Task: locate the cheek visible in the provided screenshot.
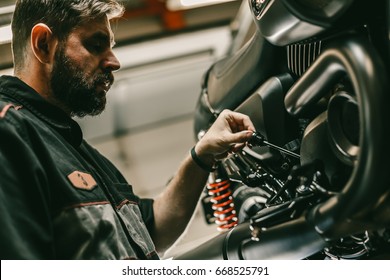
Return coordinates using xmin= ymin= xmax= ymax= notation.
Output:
xmin=65 ymin=42 xmax=99 ymax=75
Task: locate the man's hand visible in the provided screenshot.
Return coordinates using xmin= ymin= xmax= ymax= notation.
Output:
xmin=194 ymin=109 xmax=255 ymax=167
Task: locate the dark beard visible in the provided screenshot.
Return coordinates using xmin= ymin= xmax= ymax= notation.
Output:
xmin=50 ymin=46 xmax=113 ymax=117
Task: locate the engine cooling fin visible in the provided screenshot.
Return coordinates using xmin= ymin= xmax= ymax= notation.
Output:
xmin=287 ymin=40 xmax=322 ymax=77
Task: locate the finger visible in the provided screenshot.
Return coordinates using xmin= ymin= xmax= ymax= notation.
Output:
xmin=224 ymin=130 xmax=253 ymax=144
xmin=231 ymin=142 xmax=246 ymax=153
xmin=224 ymin=111 xmax=256 ymax=132
xmin=236 ymin=113 xmax=256 ymax=132
xmin=224 ymin=111 xmax=239 ymax=133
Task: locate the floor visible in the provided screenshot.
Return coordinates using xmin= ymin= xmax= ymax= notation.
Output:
xmin=89 ymin=115 xmax=220 ymax=259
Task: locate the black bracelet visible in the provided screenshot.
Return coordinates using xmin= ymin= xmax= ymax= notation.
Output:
xmin=190 ymin=146 xmax=216 ymax=172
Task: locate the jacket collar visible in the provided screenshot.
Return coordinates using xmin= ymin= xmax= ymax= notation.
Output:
xmin=0 ymin=75 xmax=83 ymax=147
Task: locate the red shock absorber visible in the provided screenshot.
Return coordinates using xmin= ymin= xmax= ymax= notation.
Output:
xmin=207 ymin=165 xmax=238 ymax=231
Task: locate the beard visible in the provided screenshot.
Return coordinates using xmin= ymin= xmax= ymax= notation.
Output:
xmin=50 ymin=46 xmax=114 ymax=117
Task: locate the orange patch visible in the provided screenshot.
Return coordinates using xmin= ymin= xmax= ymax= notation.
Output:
xmin=67 ymin=171 xmax=97 ymax=190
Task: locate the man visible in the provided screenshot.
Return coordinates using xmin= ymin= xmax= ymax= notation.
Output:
xmin=0 ymin=0 xmax=255 ymax=259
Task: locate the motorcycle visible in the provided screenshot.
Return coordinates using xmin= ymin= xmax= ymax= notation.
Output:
xmin=174 ymin=0 xmax=390 ymax=260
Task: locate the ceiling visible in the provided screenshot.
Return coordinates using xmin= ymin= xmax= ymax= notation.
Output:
xmin=0 ymin=0 xmax=243 ymax=69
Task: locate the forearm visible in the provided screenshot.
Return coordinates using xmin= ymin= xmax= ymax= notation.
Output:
xmin=151 ymin=153 xmax=209 ymax=253
xmin=150 ymin=110 xmax=255 ymax=254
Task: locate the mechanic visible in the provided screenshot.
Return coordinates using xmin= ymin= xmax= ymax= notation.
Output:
xmin=0 ymin=0 xmax=255 ymax=259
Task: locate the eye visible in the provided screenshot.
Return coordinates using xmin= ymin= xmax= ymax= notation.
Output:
xmin=85 ymin=39 xmax=106 ymax=54
xmin=83 ymin=33 xmax=111 ymax=54
xmin=91 ymin=42 xmax=104 ymax=53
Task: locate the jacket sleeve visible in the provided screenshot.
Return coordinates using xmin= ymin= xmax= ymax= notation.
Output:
xmin=0 ymin=115 xmax=53 ymax=259
xmin=138 ymin=198 xmax=155 ymax=233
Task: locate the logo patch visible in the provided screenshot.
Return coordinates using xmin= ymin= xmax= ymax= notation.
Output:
xmin=67 ymin=171 xmax=97 ymax=190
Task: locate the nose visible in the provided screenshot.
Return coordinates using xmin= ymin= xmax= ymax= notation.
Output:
xmin=102 ymin=50 xmax=121 ymax=72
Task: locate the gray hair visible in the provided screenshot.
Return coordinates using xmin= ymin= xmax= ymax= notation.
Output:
xmin=11 ymin=0 xmax=124 ymax=71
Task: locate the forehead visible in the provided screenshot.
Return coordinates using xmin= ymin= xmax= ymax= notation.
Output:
xmin=67 ymin=16 xmax=115 ymax=46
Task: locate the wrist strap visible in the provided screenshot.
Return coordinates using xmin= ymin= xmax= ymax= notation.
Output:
xmin=190 ymin=146 xmax=216 ymax=172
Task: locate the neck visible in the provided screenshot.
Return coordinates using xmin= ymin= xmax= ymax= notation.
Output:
xmin=14 ymin=68 xmax=72 ymax=116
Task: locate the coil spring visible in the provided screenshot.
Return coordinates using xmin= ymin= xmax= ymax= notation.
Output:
xmin=207 ymin=179 xmax=238 ymax=231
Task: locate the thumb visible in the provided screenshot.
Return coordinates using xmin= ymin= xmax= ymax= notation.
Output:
xmin=225 ymin=130 xmax=253 ymax=144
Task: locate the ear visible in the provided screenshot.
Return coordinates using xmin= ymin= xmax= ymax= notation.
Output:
xmin=30 ymin=23 xmax=58 ymax=65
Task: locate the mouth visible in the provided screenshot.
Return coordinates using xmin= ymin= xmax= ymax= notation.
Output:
xmin=96 ymin=79 xmax=112 ymax=93
xmin=99 ymin=81 xmax=111 ymax=92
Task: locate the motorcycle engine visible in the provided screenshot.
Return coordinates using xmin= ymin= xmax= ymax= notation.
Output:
xmin=183 ymin=0 xmax=390 ymax=260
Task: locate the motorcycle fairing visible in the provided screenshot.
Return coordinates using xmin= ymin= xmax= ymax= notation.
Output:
xmin=176 ymin=0 xmax=390 ymax=260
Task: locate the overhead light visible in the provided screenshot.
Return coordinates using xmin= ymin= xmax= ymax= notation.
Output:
xmin=166 ymin=0 xmax=237 ymax=11
xmin=0 ymin=24 xmax=12 ymax=44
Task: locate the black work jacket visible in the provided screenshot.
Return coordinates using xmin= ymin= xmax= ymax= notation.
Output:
xmin=0 ymin=75 xmax=158 ymax=259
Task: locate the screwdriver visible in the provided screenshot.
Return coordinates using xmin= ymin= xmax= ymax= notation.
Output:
xmin=248 ymin=132 xmax=300 ymax=159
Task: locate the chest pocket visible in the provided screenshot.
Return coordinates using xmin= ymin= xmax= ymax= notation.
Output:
xmin=111 ymin=183 xmax=158 ymax=258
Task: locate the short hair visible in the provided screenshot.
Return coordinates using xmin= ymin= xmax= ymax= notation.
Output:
xmin=11 ymin=0 xmax=124 ymax=71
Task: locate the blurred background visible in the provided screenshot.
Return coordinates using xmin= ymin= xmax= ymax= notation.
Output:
xmin=0 ymin=0 xmax=255 ymax=258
